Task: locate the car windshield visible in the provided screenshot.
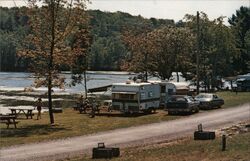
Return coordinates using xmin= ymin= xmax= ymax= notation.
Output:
xmin=169 ymin=97 xmax=186 ymax=102
xmin=195 ymin=94 xmax=212 ymax=99
xmin=186 ymin=96 xmax=194 ymax=102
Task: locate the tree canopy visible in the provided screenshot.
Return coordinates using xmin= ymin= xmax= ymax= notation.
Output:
xmin=229 ymin=6 xmax=250 ymax=74
xmin=1 ymin=6 xmax=249 ymax=93
xmin=17 ymin=0 xmax=90 ymax=124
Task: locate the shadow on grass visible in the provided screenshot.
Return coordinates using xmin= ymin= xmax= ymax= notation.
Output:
xmin=167 ymin=112 xmax=194 ymax=116
xmin=200 ymin=107 xmax=221 ymax=111
xmin=93 ymin=112 xmax=157 ymax=118
xmin=0 ymin=124 xmax=69 ymax=138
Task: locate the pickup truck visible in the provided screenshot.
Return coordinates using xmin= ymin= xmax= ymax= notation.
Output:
xmin=166 ymin=95 xmax=200 ymax=115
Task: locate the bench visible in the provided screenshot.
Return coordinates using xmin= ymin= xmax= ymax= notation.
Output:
xmin=0 ymin=115 xmax=19 ymax=128
xmin=9 ymin=108 xmax=34 ymax=119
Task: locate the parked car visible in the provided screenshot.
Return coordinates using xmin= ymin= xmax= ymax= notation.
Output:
xmin=166 ymin=95 xmax=200 ymax=115
xmin=195 ymin=93 xmax=224 ymax=109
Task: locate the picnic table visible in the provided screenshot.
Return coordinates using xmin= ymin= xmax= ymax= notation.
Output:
xmin=9 ymin=108 xmax=34 ymax=119
xmin=0 ymin=115 xmax=19 ymax=128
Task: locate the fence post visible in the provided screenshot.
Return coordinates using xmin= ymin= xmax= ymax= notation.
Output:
xmin=198 ymin=124 xmax=203 ymax=132
xmin=222 ymin=135 xmax=226 ymax=151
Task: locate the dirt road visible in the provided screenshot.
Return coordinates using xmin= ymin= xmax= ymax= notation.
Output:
xmin=1 ymin=103 xmax=250 ymax=161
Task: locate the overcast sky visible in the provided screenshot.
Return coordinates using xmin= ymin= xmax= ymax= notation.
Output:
xmin=0 ymin=0 xmax=249 ymax=24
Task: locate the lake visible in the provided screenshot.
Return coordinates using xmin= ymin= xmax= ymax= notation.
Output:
xmin=0 ymin=71 xmax=135 ymax=94
xmin=0 ymin=71 xmax=187 ymax=94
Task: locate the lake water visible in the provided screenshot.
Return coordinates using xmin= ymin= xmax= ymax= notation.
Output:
xmin=0 ymin=71 xmax=187 ymax=94
xmin=0 ymin=71 xmax=135 ymax=94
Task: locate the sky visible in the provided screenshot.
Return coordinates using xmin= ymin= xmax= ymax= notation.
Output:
xmin=0 ymin=0 xmax=249 ymax=24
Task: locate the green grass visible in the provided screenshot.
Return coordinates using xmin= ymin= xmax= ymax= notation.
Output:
xmin=0 ymin=109 xmax=179 ymax=147
xmin=0 ymin=91 xmax=249 ymax=148
xmin=72 ymin=132 xmax=250 ymax=161
xmin=216 ymin=91 xmax=250 ymax=108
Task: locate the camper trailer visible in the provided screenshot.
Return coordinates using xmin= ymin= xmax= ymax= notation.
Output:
xmin=157 ymin=82 xmax=177 ymax=107
xmin=111 ymin=82 xmax=161 ymax=113
xmin=236 ymin=73 xmax=250 ymax=91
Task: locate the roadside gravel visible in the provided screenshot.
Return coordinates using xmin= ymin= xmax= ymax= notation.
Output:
xmin=1 ymin=103 xmax=250 ymax=161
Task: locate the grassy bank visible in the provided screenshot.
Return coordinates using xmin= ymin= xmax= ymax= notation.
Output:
xmin=72 ymin=131 xmax=250 ymax=161
xmin=0 ymin=91 xmax=250 ymax=148
xmin=0 ymin=109 xmax=179 ymax=147
xmin=216 ymin=91 xmax=250 ymax=108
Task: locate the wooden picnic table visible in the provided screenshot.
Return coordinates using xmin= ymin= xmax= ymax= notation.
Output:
xmin=0 ymin=115 xmax=19 ymax=128
xmin=9 ymin=108 xmax=34 ymax=119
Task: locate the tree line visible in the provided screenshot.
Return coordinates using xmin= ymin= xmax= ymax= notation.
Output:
xmin=0 ymin=6 xmax=174 ymax=72
xmin=122 ymin=9 xmax=250 ymax=90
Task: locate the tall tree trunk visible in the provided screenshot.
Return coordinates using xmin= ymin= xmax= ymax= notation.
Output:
xmin=176 ymin=72 xmax=179 ymax=82
xmin=196 ymin=11 xmax=200 ymax=94
xmin=48 ymin=0 xmax=55 ymax=124
xmin=84 ymin=71 xmax=88 ymax=99
xmin=48 ymin=74 xmax=54 ymax=124
xmin=145 ymin=52 xmax=148 ymax=82
xmin=0 ymin=52 xmax=2 ymax=72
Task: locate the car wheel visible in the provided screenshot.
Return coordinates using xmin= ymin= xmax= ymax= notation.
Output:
xmin=143 ymin=108 xmax=152 ymax=114
xmin=168 ymin=111 xmax=174 ymax=115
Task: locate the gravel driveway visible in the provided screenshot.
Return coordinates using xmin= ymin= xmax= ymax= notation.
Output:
xmin=1 ymin=103 xmax=250 ymax=161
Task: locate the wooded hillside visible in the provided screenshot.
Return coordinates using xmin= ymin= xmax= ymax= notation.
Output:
xmin=0 ymin=7 xmax=174 ymax=72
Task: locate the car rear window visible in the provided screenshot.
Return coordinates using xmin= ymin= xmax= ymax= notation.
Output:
xmin=169 ymin=97 xmax=186 ymax=102
xmin=196 ymin=94 xmax=212 ymax=99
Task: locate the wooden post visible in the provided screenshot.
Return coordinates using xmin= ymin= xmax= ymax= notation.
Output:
xmin=222 ymin=134 xmax=226 ymax=151
xmin=198 ymin=123 xmax=203 ymax=132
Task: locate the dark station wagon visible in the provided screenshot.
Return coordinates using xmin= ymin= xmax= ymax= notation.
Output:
xmin=166 ymin=95 xmax=200 ymax=115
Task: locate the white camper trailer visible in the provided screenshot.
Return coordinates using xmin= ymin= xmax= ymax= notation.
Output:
xmin=111 ymin=82 xmax=160 ymax=113
xmin=158 ymin=82 xmax=177 ymax=106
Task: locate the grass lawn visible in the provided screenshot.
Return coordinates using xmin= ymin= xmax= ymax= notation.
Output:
xmin=73 ymin=131 xmax=250 ymax=161
xmin=0 ymin=91 xmax=250 ymax=148
xmin=216 ymin=91 xmax=250 ymax=108
xmin=0 ymin=109 xmax=179 ymax=147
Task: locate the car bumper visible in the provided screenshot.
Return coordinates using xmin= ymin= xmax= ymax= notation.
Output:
xmin=168 ymin=108 xmax=192 ymax=112
xmin=198 ymin=102 xmax=212 ymax=109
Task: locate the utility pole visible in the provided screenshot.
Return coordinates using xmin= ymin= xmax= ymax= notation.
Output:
xmin=0 ymin=54 xmax=1 ymax=72
xmin=196 ymin=11 xmax=200 ymax=94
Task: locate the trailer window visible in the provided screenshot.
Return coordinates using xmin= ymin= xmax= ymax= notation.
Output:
xmin=148 ymin=91 xmax=153 ymax=97
xmin=168 ymin=89 xmax=174 ymax=95
xmin=112 ymin=93 xmax=137 ymax=100
xmin=141 ymin=92 xmax=146 ymax=99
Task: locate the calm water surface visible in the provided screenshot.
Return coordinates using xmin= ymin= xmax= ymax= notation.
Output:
xmin=0 ymin=71 xmax=186 ymax=94
xmin=0 ymin=72 xmax=134 ymax=94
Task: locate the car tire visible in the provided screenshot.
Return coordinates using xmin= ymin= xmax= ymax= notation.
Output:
xmin=168 ymin=111 xmax=174 ymax=115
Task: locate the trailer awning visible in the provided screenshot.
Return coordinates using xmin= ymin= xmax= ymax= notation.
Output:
xmin=237 ymin=78 xmax=246 ymax=81
xmin=88 ymin=85 xmax=112 ymax=93
xmin=112 ymin=92 xmax=137 ymax=94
